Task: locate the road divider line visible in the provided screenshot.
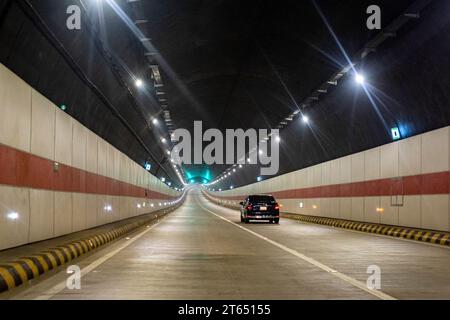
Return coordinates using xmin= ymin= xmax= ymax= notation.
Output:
xmin=33 ymin=220 xmax=164 ymax=300
xmin=196 ymin=198 xmax=396 ymax=301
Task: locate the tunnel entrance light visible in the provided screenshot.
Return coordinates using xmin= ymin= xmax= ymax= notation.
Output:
xmin=355 ymin=74 xmax=365 ymax=85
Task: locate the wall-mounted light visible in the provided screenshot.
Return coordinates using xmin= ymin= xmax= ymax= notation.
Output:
xmin=145 ymin=163 xmax=151 ymax=171
xmin=7 ymin=212 xmax=19 ymax=220
xmin=104 ymin=205 xmax=112 ymax=212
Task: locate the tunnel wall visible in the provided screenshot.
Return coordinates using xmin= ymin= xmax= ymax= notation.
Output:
xmin=208 ymin=126 xmax=450 ymax=232
xmin=0 ymin=63 xmax=182 ymax=250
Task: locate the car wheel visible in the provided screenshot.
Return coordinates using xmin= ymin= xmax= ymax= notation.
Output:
xmin=274 ymin=218 xmax=280 ymax=224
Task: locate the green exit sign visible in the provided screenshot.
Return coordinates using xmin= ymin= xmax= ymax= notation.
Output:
xmin=391 ymin=127 xmax=400 ymax=140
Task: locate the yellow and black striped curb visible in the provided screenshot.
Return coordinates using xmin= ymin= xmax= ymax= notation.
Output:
xmin=281 ymin=212 xmax=450 ymax=247
xmin=204 ymin=192 xmax=450 ymax=248
xmin=0 ymin=201 xmax=184 ymax=294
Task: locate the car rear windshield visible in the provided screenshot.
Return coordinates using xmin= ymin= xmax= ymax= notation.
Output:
xmin=249 ymin=196 xmax=276 ymax=203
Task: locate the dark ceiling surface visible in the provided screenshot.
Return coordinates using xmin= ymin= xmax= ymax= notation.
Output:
xmin=1 ymin=0 xmax=449 ymax=189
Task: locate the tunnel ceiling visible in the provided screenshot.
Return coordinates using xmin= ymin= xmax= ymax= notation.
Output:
xmin=1 ymin=0 xmax=450 ymax=189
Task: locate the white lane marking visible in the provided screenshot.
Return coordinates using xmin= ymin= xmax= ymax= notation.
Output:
xmin=196 ymin=198 xmax=396 ymax=300
xmin=33 ymin=220 xmax=163 ymax=300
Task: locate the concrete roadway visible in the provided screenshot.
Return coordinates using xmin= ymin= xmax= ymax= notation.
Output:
xmin=9 ymin=188 xmax=450 ymax=300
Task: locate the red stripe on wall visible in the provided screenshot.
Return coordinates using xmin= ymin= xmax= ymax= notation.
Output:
xmin=0 ymin=144 xmax=175 ymax=200
xmin=214 ymin=171 xmax=450 ymax=200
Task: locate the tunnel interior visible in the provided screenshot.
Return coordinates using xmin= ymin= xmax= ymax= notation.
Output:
xmin=0 ymin=0 xmax=450 ymax=302
xmin=1 ymin=0 xmax=449 ymax=190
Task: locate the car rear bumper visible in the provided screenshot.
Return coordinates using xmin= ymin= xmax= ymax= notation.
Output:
xmin=246 ymin=215 xmax=279 ymax=220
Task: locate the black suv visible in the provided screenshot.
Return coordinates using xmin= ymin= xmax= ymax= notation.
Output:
xmin=240 ymin=195 xmax=280 ymax=224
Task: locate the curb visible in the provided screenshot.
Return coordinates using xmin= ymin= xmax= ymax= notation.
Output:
xmin=281 ymin=212 xmax=450 ymax=247
xmin=203 ymin=192 xmax=450 ymax=248
xmin=0 ymin=200 xmax=184 ymax=294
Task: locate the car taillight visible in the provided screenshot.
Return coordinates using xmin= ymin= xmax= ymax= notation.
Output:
xmin=246 ymin=205 xmax=253 ymax=211
xmin=274 ymin=204 xmax=280 ymax=210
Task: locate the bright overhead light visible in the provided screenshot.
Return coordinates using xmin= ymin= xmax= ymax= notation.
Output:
xmin=135 ymin=79 xmax=143 ymax=87
xmin=355 ymin=74 xmax=365 ymax=84
xmin=275 ymin=136 xmax=281 ymax=143
xmin=161 ymin=137 xmax=167 ymax=143
xmin=152 ymin=118 xmax=158 ymax=125
xmin=258 ymin=150 xmax=263 ymax=155
xmin=166 ymin=150 xmax=171 ymax=155
xmin=302 ymin=115 xmax=309 ymax=123
xmin=239 ymin=164 xmax=243 ymax=168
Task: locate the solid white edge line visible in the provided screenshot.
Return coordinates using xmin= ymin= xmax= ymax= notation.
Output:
xmin=196 ymin=197 xmax=397 ymax=301
xmin=33 ymin=220 xmax=164 ymax=300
